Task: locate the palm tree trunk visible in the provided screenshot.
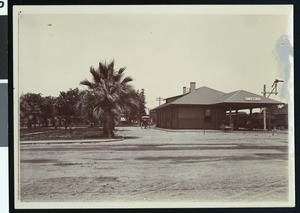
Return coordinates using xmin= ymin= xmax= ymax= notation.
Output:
xmin=104 ymin=113 xmax=114 ymax=138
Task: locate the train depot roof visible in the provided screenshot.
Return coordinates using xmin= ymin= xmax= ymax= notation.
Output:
xmin=152 ymin=86 xmax=283 ymax=111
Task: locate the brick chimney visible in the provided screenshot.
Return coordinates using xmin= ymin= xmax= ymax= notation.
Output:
xmin=190 ymin=82 xmax=196 ymax=92
xmin=183 ymin=87 xmax=187 ymax=94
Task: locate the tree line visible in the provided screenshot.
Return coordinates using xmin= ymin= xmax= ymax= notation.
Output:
xmin=20 ymin=60 xmax=147 ymax=138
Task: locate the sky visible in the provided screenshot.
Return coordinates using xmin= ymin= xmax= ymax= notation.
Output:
xmin=17 ymin=6 xmax=293 ymax=110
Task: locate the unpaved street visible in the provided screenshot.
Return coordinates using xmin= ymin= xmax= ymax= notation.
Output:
xmin=20 ymin=127 xmax=289 ymax=203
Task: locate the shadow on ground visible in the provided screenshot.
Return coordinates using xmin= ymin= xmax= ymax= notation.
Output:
xmin=123 ymin=136 xmax=141 ymax=140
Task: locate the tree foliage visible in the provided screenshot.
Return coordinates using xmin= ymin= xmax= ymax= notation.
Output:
xmin=80 ymin=60 xmax=140 ymax=138
xmin=19 ymin=60 xmax=145 ymax=138
xmin=139 ymin=89 xmax=147 ymax=116
xmin=56 ymin=88 xmax=80 ymax=129
xmin=20 ymin=93 xmax=43 ymax=128
xmin=40 ymin=96 xmax=56 ymax=127
xmin=77 ymin=90 xmax=99 ymax=127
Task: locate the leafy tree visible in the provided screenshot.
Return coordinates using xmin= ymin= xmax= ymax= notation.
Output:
xmin=139 ymin=89 xmax=147 ymax=116
xmin=123 ymin=89 xmax=146 ymax=124
xmin=40 ymin=96 xmax=56 ymax=127
xmin=20 ymin=93 xmax=43 ymax=129
xmin=56 ymin=88 xmax=80 ymax=130
xmin=77 ymin=90 xmax=99 ymax=127
xmin=80 ymin=60 xmax=139 ymax=138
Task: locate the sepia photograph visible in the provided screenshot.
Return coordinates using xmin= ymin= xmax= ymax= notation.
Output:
xmin=13 ymin=5 xmax=294 ymax=208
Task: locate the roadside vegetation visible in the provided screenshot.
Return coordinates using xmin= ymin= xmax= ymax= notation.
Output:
xmin=20 ymin=127 xmax=113 ymax=141
xmin=20 ymin=60 xmax=147 ymax=140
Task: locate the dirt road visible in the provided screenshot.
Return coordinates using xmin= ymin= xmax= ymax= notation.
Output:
xmin=20 ymin=127 xmax=290 ymax=203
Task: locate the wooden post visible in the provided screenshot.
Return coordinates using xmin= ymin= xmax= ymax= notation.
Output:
xmin=268 ymin=107 xmax=272 ymax=131
xmin=229 ymin=107 xmax=232 ymax=125
xmin=249 ymin=108 xmax=253 ymax=131
xmin=235 ymin=109 xmax=238 ymax=130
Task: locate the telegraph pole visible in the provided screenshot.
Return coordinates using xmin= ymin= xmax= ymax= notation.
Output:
xmin=263 ymin=85 xmax=267 ymax=130
xmin=156 ymin=97 xmax=164 ymax=106
xmin=262 ymin=79 xmax=283 ymax=131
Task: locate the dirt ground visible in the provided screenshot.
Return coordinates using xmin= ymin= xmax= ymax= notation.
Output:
xmin=19 ymin=127 xmax=290 ymax=203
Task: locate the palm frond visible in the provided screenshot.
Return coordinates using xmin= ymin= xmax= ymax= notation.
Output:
xmin=108 ymin=60 xmax=115 ymax=71
xmin=121 ymin=76 xmax=133 ymax=85
xmin=113 ymin=73 xmax=124 ymax=83
xmin=99 ymin=62 xmax=108 ymax=79
xmin=107 ymin=93 xmax=119 ymax=104
xmin=107 ymin=60 xmax=115 ymax=79
xmin=118 ymin=67 xmax=126 ymax=74
xmin=80 ymin=79 xmax=94 ymax=89
xmin=90 ymin=67 xmax=101 ymax=83
xmin=93 ymin=106 xmax=105 ymax=119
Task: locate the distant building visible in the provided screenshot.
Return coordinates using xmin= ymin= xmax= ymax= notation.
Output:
xmin=150 ymin=82 xmax=283 ymax=130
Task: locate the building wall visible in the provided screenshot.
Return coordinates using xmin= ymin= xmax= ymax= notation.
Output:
xmin=157 ymin=105 xmax=226 ymax=129
xmin=177 ymin=107 xmax=203 ymax=129
xmin=150 ymin=111 xmax=157 ymax=124
xmin=171 ymin=108 xmax=178 ymax=129
xmin=157 ymin=108 xmax=172 ymax=128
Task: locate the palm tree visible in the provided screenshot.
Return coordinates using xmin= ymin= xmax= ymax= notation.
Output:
xmin=80 ymin=60 xmax=140 ymax=138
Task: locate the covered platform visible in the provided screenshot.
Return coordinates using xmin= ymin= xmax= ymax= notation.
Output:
xmin=212 ymin=90 xmax=283 ymax=130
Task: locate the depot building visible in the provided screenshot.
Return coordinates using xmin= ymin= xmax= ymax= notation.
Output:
xmin=150 ymin=82 xmax=282 ymax=130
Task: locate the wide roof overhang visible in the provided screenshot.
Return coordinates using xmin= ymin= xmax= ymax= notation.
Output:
xmin=213 ymin=102 xmax=283 ymax=110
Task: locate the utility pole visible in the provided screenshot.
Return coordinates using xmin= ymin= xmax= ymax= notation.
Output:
xmin=263 ymin=85 xmax=267 ymax=130
xmin=156 ymin=97 xmax=164 ymax=106
xmin=262 ymin=79 xmax=283 ymax=131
